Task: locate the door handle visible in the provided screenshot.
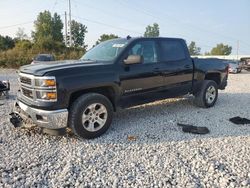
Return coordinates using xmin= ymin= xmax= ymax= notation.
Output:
xmin=184 ymin=65 xmax=191 ymax=69
xmin=154 ymin=70 xmax=161 ymax=73
xmin=153 ymin=68 xmax=162 ymax=74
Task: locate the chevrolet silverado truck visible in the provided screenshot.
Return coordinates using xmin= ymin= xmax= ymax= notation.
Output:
xmin=10 ymin=37 xmax=228 ymax=139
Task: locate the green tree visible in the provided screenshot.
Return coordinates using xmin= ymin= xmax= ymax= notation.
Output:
xmin=210 ymin=43 xmax=232 ymax=55
xmin=52 ymin=13 xmax=64 ymax=42
xmin=144 ymin=23 xmax=160 ymax=37
xmin=95 ymin=34 xmax=119 ymax=45
xmin=32 ymin=11 xmax=53 ymax=41
xmin=15 ymin=40 xmax=32 ymax=51
xmin=188 ymin=41 xmax=201 ymax=55
xmin=32 ymin=10 xmax=63 ymax=50
xmin=0 ymin=35 xmax=15 ymax=51
xmin=71 ymin=20 xmax=88 ymax=48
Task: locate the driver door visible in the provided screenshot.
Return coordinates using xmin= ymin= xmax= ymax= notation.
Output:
xmin=119 ymin=40 xmax=165 ymax=106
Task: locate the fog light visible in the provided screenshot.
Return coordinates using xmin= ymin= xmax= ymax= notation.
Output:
xmin=36 ymin=115 xmax=48 ymax=121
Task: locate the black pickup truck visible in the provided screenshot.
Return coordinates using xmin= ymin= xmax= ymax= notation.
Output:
xmin=10 ymin=37 xmax=228 ymax=139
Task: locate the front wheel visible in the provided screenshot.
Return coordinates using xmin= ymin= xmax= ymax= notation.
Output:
xmin=194 ymin=80 xmax=218 ymax=108
xmin=68 ymin=93 xmax=113 ymax=139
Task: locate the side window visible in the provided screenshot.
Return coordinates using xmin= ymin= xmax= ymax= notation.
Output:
xmin=128 ymin=41 xmax=158 ymax=64
xmin=160 ymin=40 xmax=186 ymax=62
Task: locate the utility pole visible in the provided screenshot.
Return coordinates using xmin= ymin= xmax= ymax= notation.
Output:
xmin=68 ymin=0 xmax=72 ymax=47
xmin=237 ymin=40 xmax=239 ymax=60
xmin=64 ymin=11 xmax=68 ymax=46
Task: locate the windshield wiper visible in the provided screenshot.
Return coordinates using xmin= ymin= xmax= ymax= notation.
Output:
xmin=81 ymin=58 xmax=93 ymax=61
xmin=81 ymin=59 xmax=98 ymax=63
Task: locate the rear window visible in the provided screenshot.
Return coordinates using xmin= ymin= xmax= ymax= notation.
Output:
xmin=160 ymin=40 xmax=186 ymax=62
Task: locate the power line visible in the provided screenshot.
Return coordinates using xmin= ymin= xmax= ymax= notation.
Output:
xmin=67 ymin=0 xmax=246 ymax=51
xmin=71 ymin=15 xmax=143 ymax=35
xmin=239 ymin=40 xmax=250 ymax=49
xmin=74 ymin=3 xmax=201 ymax=48
xmin=117 ymin=0 xmax=250 ymax=47
xmin=69 ymin=1 xmax=213 ymax=50
xmin=115 ymin=0 xmax=219 ymax=46
xmin=0 ymin=21 xmax=33 ymax=30
xmin=70 ymin=0 xmax=144 ymax=38
xmin=72 ymin=0 xmax=147 ymax=29
xmin=118 ymin=0 xmax=250 ymax=54
xmin=64 ymin=1 xmax=241 ymax=51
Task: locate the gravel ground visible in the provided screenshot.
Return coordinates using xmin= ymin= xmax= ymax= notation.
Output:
xmin=0 ymin=69 xmax=250 ymax=188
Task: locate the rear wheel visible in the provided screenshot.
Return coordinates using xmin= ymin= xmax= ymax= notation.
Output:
xmin=68 ymin=93 xmax=113 ymax=139
xmin=194 ymin=80 xmax=218 ymax=108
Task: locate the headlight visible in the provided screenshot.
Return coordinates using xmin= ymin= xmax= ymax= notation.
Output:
xmin=35 ymin=77 xmax=56 ymax=87
xmin=36 ymin=90 xmax=57 ymax=101
xmin=34 ymin=76 xmax=57 ymax=101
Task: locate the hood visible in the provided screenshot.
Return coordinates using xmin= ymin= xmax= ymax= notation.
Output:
xmin=20 ymin=60 xmax=106 ymax=76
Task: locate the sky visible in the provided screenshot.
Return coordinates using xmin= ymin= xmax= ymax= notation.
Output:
xmin=0 ymin=0 xmax=250 ymax=54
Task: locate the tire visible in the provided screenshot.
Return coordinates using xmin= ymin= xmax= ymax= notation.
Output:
xmin=68 ymin=93 xmax=113 ymax=139
xmin=194 ymin=80 xmax=218 ymax=108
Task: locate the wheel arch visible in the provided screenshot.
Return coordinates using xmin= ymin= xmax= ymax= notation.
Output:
xmin=204 ymin=72 xmax=221 ymax=85
xmin=68 ymin=85 xmax=119 ymax=111
xmin=192 ymin=71 xmax=221 ymax=95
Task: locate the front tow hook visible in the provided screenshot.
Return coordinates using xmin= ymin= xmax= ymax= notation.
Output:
xmin=9 ymin=112 xmax=23 ymax=128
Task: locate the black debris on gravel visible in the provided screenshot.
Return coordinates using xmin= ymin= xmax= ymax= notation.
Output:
xmin=229 ymin=116 xmax=250 ymax=125
xmin=177 ymin=123 xmax=210 ymax=134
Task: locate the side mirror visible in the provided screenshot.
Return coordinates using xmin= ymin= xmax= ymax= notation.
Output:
xmin=124 ymin=55 xmax=143 ymax=65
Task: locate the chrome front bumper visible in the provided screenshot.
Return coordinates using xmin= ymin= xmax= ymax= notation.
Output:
xmin=11 ymin=100 xmax=68 ymax=129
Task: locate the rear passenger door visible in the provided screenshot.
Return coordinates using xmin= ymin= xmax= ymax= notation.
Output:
xmin=158 ymin=39 xmax=193 ymax=94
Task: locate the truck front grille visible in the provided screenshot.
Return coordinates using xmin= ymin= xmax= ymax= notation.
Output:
xmin=21 ymin=88 xmax=33 ymax=99
xmin=20 ymin=76 xmax=32 ymax=85
xmin=18 ymin=73 xmax=57 ymax=102
xmin=18 ymin=73 xmax=34 ymax=100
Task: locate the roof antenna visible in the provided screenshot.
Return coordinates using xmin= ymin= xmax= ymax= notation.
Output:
xmin=126 ymin=35 xmax=131 ymax=40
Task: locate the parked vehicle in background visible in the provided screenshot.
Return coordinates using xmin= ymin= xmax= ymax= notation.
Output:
xmin=0 ymin=80 xmax=10 ymax=97
xmin=31 ymin=54 xmax=55 ymax=64
xmin=243 ymin=60 xmax=250 ymax=71
xmin=238 ymin=61 xmax=244 ymax=70
xmin=227 ymin=60 xmax=242 ymax=73
xmin=10 ymin=37 xmax=229 ymax=139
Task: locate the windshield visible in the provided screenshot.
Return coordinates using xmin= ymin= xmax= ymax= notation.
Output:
xmin=34 ymin=55 xmax=54 ymax=61
xmin=81 ymin=39 xmax=128 ymax=61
